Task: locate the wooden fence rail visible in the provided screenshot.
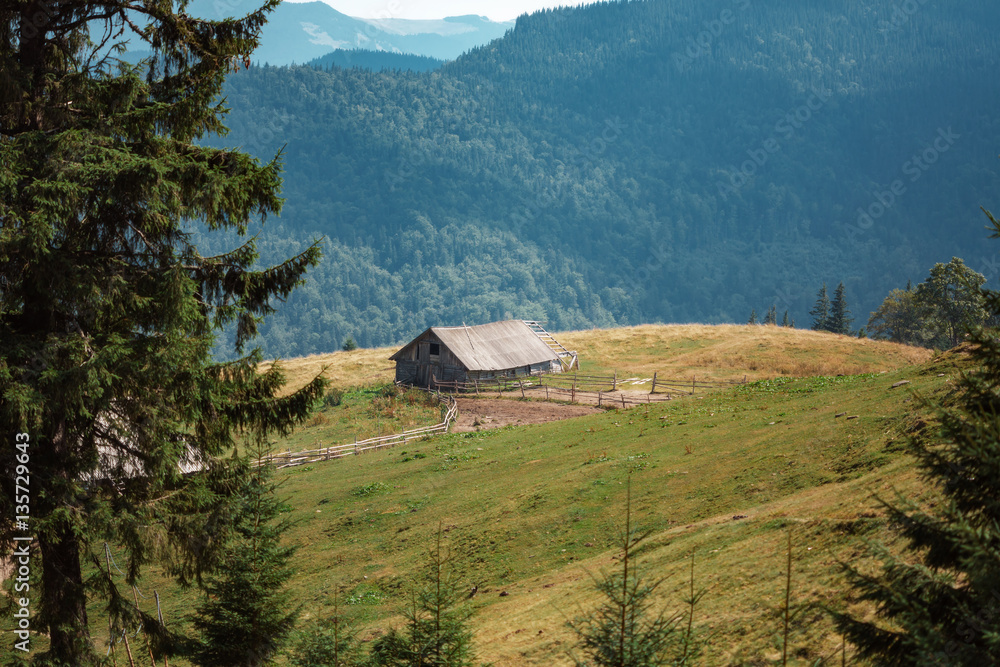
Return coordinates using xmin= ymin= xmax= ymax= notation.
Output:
xmin=430 ymin=370 xmax=744 ymax=398
xmin=262 ymin=369 xmax=746 ymax=470
xmin=261 ymin=391 xmax=458 ymax=469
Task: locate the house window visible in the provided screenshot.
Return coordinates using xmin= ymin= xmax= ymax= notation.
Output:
xmin=429 ymin=343 xmax=440 ymax=356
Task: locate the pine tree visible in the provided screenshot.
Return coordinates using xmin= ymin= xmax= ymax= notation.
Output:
xmin=827 ymin=282 xmax=854 ymax=335
xmin=764 ymin=304 xmax=778 ymax=325
xmin=193 ymin=442 xmax=298 ymax=666
xmin=0 ymin=1 xmax=325 ymax=662
xmin=747 ymin=308 xmax=758 ymax=325
xmin=568 ymin=480 xmax=681 ymax=666
xmin=833 ymin=212 xmax=1000 ymax=664
xmin=291 ymin=592 xmax=360 ymax=667
xmin=810 ymin=283 xmax=831 ymax=331
xmin=368 ymin=526 xmax=480 ymax=666
xmin=781 ymin=310 xmax=791 ymax=328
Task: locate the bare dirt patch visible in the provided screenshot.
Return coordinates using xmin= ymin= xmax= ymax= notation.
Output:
xmin=452 ymin=397 xmax=603 ymax=432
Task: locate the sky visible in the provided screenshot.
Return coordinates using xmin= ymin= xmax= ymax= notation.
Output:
xmin=286 ymin=0 xmax=591 ymax=22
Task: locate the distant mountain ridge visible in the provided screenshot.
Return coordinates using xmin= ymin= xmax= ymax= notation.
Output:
xmin=184 ymin=0 xmax=512 ymax=65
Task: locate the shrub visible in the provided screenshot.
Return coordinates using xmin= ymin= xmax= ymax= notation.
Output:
xmin=324 ymin=388 xmax=345 ymax=408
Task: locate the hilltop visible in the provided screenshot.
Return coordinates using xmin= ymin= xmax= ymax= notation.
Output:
xmin=271 ymin=324 xmax=934 ymax=394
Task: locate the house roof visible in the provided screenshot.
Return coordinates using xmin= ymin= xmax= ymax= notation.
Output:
xmin=391 ymin=320 xmax=560 ymax=371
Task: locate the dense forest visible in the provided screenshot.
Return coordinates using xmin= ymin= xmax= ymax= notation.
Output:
xmin=198 ymin=0 xmax=1000 ymax=358
xmin=306 ymin=49 xmax=444 ymax=73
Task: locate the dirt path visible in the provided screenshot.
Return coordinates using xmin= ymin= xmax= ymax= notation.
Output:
xmin=452 ymin=397 xmax=603 ymax=432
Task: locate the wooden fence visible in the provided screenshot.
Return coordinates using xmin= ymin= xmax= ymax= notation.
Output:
xmin=262 ymin=370 xmax=745 ymax=469
xmin=430 ymin=370 xmax=744 ymax=405
xmin=262 ymin=392 xmax=458 ymax=469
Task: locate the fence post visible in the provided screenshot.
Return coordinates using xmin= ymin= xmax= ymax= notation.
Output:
xmin=621 ymin=393 xmax=626 ymax=409
xmin=545 ymin=385 xmax=549 ymax=400
xmin=651 ymin=371 xmax=657 ymax=394
xmin=691 ymin=375 xmax=696 ymax=395
xmin=598 ymin=391 xmax=602 ymax=407
xmin=519 ymin=380 xmax=525 ymax=398
xmin=613 ymin=370 xmax=617 ymax=391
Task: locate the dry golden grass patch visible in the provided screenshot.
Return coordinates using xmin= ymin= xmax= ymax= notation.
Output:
xmin=262 ymin=346 xmax=398 ymax=396
xmin=268 ymin=324 xmax=932 ymax=395
xmin=557 ymin=324 xmax=933 ymax=381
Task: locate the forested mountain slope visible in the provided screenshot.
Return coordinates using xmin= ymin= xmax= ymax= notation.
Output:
xmin=306 ymin=49 xmax=444 ymax=72
xmin=201 ymin=0 xmax=1000 ymax=358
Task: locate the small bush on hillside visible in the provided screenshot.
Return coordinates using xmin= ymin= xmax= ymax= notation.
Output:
xmin=351 ymin=481 xmax=390 ymax=498
xmin=324 ymin=388 xmax=345 ymax=407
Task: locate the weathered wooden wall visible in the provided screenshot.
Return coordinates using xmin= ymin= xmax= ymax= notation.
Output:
xmin=393 ymin=333 xmax=563 ymax=387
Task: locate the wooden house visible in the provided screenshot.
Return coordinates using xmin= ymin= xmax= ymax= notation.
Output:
xmin=390 ymin=320 xmax=578 ymax=388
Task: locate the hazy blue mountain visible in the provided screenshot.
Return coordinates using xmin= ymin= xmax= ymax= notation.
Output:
xmin=200 ymin=0 xmax=1000 ymax=358
xmin=184 ymin=0 xmax=512 ymax=64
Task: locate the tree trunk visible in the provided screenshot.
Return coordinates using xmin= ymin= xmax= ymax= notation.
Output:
xmin=37 ymin=419 xmax=94 ymax=665
xmin=39 ymin=518 xmax=91 ymax=664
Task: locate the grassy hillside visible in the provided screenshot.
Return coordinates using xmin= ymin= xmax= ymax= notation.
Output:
xmin=71 ymin=326 xmax=955 ymax=665
xmin=269 ymin=371 xmax=954 ymax=665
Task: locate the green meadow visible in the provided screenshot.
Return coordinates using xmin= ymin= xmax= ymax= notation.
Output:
xmin=68 ymin=327 xmax=964 ymax=665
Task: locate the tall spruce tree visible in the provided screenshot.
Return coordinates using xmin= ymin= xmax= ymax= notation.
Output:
xmin=833 ymin=212 xmax=1000 ymax=664
xmin=764 ymin=304 xmax=778 ymax=325
xmin=827 ymin=282 xmax=854 ymax=335
xmin=0 ymin=1 xmax=325 ymax=663
xmin=810 ymin=283 xmax=831 ymax=331
xmin=192 ymin=441 xmax=298 ymax=667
